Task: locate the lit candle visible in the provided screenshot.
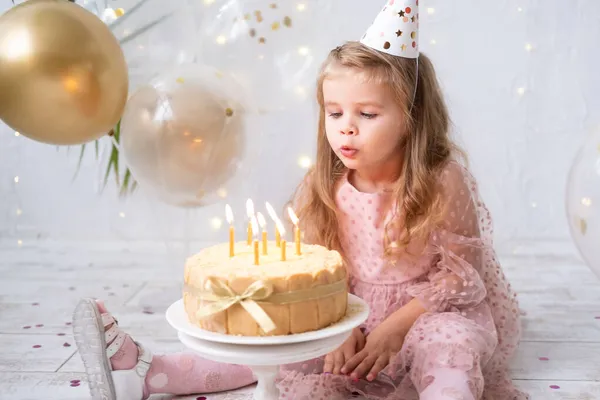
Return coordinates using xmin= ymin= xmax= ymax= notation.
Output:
xmin=257 ymin=212 xmax=268 ymax=255
xmin=265 ymin=202 xmax=281 ymax=247
xmin=251 ymin=215 xmax=260 ymax=265
xmin=225 ymin=204 xmax=234 ymax=257
xmin=275 ymin=218 xmax=287 ymax=261
xmin=287 ymin=207 xmax=301 ymax=255
xmin=246 ymin=199 xmax=255 ymax=245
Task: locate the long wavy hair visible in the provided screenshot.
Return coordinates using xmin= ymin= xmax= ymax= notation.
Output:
xmin=290 ymin=41 xmax=465 ymax=258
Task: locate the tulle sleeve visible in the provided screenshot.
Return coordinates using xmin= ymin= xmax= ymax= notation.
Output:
xmin=407 ymin=162 xmax=489 ymax=313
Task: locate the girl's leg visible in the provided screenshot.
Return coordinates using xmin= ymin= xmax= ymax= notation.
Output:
xmin=73 ymin=298 xmax=255 ymax=400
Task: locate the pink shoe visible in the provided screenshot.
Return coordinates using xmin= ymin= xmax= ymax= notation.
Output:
xmin=72 ymin=298 xmax=152 ymax=400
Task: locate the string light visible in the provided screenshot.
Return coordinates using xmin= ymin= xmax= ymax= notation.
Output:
xmin=119 ymin=212 xmax=126 ymax=218
xmin=13 ymin=176 xmax=19 ymax=183
xmin=204 ymin=0 xmax=215 ymax=5
xmin=582 ymin=197 xmax=592 ymax=207
xmin=531 ymin=202 xmax=538 ymax=208
xmin=517 ymin=7 xmax=523 ymax=12
xmin=297 ymin=3 xmax=306 ymax=11
xmin=14 ymin=131 xmax=19 ymax=137
xmin=16 ymin=208 xmax=22 ymax=216
xmin=298 ymin=46 xmax=310 ymax=56
xmin=210 ymin=217 xmax=223 ymax=230
xmin=17 ymin=239 xmax=22 ymax=246
xmin=217 ymin=188 xmax=228 ymax=198
xmin=294 ymin=86 xmax=307 ymax=96
xmin=297 ymin=155 xmax=312 ymax=169
xmin=524 ymin=43 xmax=533 ymax=52
xmin=427 ymin=7 xmax=435 ymax=14
xmin=430 ymin=39 xmax=437 ymax=45
xmin=517 ymin=87 xmax=526 ymax=96
xmin=216 ymin=35 xmax=227 ymax=45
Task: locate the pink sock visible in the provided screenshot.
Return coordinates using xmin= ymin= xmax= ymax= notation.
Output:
xmin=95 ymin=302 xmax=255 ymax=398
xmin=419 ymin=368 xmax=476 ymax=400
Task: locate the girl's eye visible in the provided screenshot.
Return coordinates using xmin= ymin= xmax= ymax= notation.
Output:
xmin=361 ymin=112 xmax=377 ymax=119
xmin=328 ymin=112 xmax=342 ymax=118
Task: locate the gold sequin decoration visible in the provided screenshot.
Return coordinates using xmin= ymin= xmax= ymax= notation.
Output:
xmin=411 ymin=31 xmax=416 ymax=39
xmin=383 ymin=41 xmax=391 ymax=50
xmin=259 ymin=37 xmax=266 ymax=44
xmin=115 ymin=8 xmax=125 ymax=17
xmin=254 ymin=10 xmax=263 ymax=23
xmin=283 ymin=16 xmax=292 ymax=27
xmin=249 ymin=28 xmax=257 ymax=37
xmin=271 ymin=21 xmax=280 ymax=31
xmin=225 ymin=108 xmax=234 ymax=117
xmin=176 ymin=77 xmax=185 ymax=83
xmin=269 ymin=3 xmax=277 ymax=8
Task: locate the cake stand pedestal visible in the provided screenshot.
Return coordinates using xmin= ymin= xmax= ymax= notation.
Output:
xmin=166 ymin=294 xmax=370 ymax=400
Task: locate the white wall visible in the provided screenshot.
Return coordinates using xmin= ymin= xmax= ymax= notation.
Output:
xmin=1 ymin=0 xmax=599 ymax=250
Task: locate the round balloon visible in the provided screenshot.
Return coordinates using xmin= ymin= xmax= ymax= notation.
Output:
xmin=120 ymin=64 xmax=247 ymax=207
xmin=0 ymin=0 xmax=128 ymax=145
xmin=566 ymin=129 xmax=600 ymax=278
xmin=195 ymin=0 xmax=332 ymax=112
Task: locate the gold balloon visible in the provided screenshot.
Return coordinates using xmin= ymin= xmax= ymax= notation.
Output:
xmin=120 ymin=64 xmax=248 ymax=207
xmin=0 ymin=0 xmax=128 ymax=145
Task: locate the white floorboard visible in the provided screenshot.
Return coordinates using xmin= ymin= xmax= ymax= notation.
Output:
xmin=1 ymin=238 xmax=599 ymax=399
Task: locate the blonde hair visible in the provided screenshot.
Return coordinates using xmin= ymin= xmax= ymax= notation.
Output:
xmin=290 ymin=41 xmax=465 ymax=257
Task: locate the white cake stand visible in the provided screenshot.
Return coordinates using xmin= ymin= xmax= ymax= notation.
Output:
xmin=166 ymin=294 xmax=369 ymax=400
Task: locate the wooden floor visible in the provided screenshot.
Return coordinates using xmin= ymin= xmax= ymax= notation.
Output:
xmin=0 ymin=238 xmax=599 ymax=400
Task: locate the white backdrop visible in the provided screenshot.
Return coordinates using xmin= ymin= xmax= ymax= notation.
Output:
xmin=1 ymin=0 xmax=599 ymax=251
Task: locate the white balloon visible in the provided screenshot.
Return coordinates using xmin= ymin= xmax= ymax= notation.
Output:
xmin=566 ymin=129 xmax=600 ymax=278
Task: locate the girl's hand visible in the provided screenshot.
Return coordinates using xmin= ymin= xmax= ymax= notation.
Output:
xmin=323 ymin=327 xmax=366 ymax=375
xmin=341 ymin=319 xmax=406 ymax=381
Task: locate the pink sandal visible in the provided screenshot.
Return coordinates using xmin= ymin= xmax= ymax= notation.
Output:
xmin=72 ymin=298 xmax=153 ymax=400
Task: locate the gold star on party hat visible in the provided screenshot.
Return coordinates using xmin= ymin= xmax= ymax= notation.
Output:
xmin=360 ymin=0 xmax=419 ymax=58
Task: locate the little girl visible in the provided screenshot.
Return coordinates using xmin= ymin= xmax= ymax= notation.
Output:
xmin=73 ymin=1 xmax=528 ymax=399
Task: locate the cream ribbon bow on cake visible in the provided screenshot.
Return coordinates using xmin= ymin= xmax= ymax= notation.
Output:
xmin=195 ymin=277 xmax=277 ymax=333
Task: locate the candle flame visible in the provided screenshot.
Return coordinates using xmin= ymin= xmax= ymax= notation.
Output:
xmin=275 ymin=217 xmax=286 ymax=236
xmin=246 ymin=198 xmax=255 ymax=219
xmin=250 ymin=215 xmax=259 ymax=238
xmin=256 ymin=212 xmax=267 ymax=229
xmin=287 ymin=206 xmax=299 ymax=225
xmin=265 ymin=202 xmax=278 ymax=221
xmin=225 ymin=204 xmax=234 ymax=224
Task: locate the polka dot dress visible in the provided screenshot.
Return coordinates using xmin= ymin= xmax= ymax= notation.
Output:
xmin=278 ymin=161 xmax=529 ymax=400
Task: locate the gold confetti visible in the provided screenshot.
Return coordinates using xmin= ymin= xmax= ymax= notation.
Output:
xmin=283 ymin=16 xmax=292 ymax=27
xmin=579 ymin=218 xmax=588 ymax=235
xmin=411 ymin=31 xmax=416 ymax=39
xmin=249 ymin=28 xmax=257 ymax=37
xmin=254 ymin=10 xmax=263 ymax=22
xmin=244 ymin=13 xmax=251 ymax=20
xmin=400 ymin=44 xmax=407 ymax=51
xmin=383 ymin=41 xmax=391 ymax=49
xmin=115 ymin=8 xmax=125 ymax=17
xmin=259 ymin=37 xmax=266 ymax=44
xmin=176 ymin=77 xmax=185 ymax=83
xmin=269 ymin=3 xmax=277 ymax=8
xmin=271 ymin=21 xmax=280 ymax=31
xmin=225 ymin=108 xmax=234 ymax=117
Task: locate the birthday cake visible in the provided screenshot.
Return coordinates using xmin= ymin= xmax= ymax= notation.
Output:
xmin=183 ymin=240 xmax=348 ymax=336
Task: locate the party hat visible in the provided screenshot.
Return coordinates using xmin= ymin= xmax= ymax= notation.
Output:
xmin=360 ymin=0 xmax=419 ymax=59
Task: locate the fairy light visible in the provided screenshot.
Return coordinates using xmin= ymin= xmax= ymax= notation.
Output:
xmin=14 ymin=131 xmax=19 ymax=137
xmin=430 ymin=39 xmax=437 ymax=45
xmin=517 ymin=87 xmax=526 ymax=96
xmin=582 ymin=197 xmax=592 ymax=207
xmin=525 ymin=43 xmax=533 ymax=52
xmin=297 ymin=3 xmax=306 ymax=11
xmin=297 ymin=156 xmax=312 ymax=169
xmin=210 ymin=217 xmax=223 ymax=230
xmin=427 ymin=7 xmax=435 ymax=14
xmin=119 ymin=212 xmax=125 ymax=218
xmin=204 ymin=0 xmax=215 ymax=5
xmin=298 ymin=46 xmax=310 ymax=56
xmin=115 ymin=8 xmax=125 ymax=17
xmin=517 ymin=7 xmax=523 ymax=12
xmin=217 ymin=188 xmax=228 ymax=198
xmin=531 ymin=202 xmax=538 ymax=208
xmin=295 ymin=86 xmax=307 ymax=96
xmin=216 ymin=35 xmax=227 ymax=45
xmin=17 ymin=239 xmax=22 ymax=246
xmin=16 ymin=209 xmax=22 ymax=216
xmin=13 ymin=176 xmax=19 ymax=183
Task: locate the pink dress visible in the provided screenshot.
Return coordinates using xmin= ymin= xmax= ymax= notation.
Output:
xmin=277 ymin=161 xmax=528 ymax=400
